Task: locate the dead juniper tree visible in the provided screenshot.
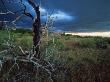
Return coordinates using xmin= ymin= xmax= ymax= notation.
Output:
xmin=0 ymin=0 xmax=55 ymax=82
xmin=20 ymin=0 xmax=41 ymax=59
xmin=0 ymin=0 xmax=41 ymax=58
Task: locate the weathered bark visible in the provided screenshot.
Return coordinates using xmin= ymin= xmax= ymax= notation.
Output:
xmin=27 ymin=0 xmax=41 ymax=58
xmin=32 ymin=6 xmax=41 ymax=59
xmin=0 ymin=21 xmax=4 ymax=30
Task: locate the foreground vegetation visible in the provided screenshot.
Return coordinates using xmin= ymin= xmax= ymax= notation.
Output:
xmin=0 ymin=29 xmax=110 ymax=82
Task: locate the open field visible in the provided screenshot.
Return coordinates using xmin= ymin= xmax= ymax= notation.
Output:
xmin=0 ymin=29 xmax=110 ymax=82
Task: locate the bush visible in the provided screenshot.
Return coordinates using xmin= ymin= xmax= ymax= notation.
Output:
xmin=77 ymin=38 xmax=96 ymax=48
xmin=48 ymin=37 xmax=65 ymax=50
xmin=94 ymin=37 xmax=109 ymax=49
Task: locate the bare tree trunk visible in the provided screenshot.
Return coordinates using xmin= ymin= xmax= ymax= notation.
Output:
xmin=32 ymin=6 xmax=41 ymax=59
xmin=0 ymin=21 xmax=4 ymax=30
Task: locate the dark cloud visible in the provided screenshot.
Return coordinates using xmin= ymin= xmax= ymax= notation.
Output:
xmin=0 ymin=0 xmax=110 ymax=31
xmin=49 ymin=0 xmax=110 ymax=31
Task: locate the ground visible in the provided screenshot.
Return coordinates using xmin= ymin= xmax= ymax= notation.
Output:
xmin=0 ymin=29 xmax=110 ymax=82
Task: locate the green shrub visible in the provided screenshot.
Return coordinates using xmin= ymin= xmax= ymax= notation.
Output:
xmin=76 ymin=38 xmax=96 ymax=48
xmin=94 ymin=37 xmax=109 ymax=49
xmin=47 ymin=37 xmax=65 ymax=50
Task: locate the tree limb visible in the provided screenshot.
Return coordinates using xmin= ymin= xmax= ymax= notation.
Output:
xmin=27 ymin=0 xmax=39 ymax=15
xmin=27 ymin=0 xmax=38 ymax=10
xmin=19 ymin=0 xmax=34 ymax=19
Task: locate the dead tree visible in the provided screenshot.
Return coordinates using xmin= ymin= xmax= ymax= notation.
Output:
xmin=0 ymin=0 xmax=55 ymax=82
xmin=23 ymin=0 xmax=41 ymax=59
xmin=0 ymin=0 xmax=41 ymax=58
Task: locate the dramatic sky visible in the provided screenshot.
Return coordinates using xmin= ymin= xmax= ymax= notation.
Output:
xmin=0 ymin=0 xmax=110 ymax=32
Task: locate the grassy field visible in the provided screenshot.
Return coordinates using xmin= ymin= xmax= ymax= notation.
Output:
xmin=0 ymin=29 xmax=110 ymax=82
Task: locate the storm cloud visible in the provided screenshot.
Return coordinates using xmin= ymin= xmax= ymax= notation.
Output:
xmin=0 ymin=0 xmax=110 ymax=31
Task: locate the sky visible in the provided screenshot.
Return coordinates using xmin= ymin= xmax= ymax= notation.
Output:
xmin=0 ymin=0 xmax=110 ymax=32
